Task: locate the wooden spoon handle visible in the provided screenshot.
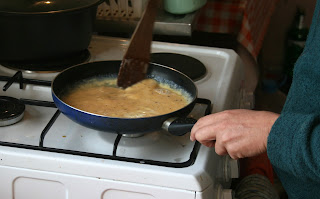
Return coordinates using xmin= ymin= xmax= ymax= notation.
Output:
xmin=117 ymin=0 xmax=160 ymax=88
xmin=125 ymin=0 xmax=160 ymax=59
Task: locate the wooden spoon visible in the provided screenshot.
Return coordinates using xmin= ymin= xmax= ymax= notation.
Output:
xmin=117 ymin=0 xmax=160 ymax=89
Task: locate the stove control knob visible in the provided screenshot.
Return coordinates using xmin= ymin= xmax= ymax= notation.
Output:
xmin=240 ymin=89 xmax=255 ymax=109
xmin=224 ymin=156 xmax=239 ymax=182
xmin=216 ymin=185 xmax=234 ymax=199
xmin=222 ymin=189 xmax=233 ymax=199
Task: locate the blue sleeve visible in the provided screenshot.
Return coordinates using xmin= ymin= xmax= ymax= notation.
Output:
xmin=267 ymin=112 xmax=320 ymax=181
xmin=266 ymin=1 xmax=320 ymax=197
xmin=267 ymin=0 xmax=320 ymax=182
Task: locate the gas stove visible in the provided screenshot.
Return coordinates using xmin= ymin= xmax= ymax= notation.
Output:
xmin=0 ymin=35 xmax=244 ymax=199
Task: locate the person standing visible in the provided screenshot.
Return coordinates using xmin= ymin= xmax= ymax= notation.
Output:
xmin=190 ymin=1 xmax=320 ymax=198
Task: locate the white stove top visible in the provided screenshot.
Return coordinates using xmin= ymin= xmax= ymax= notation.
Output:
xmin=0 ymin=35 xmax=243 ymax=199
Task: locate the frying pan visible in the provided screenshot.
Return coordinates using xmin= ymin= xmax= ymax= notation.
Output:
xmin=52 ymin=61 xmax=199 ymax=136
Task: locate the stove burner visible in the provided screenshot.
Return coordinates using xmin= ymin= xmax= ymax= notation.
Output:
xmin=150 ymin=53 xmax=207 ymax=81
xmin=0 ymin=96 xmax=25 ymax=126
xmin=0 ymin=50 xmax=91 ymax=72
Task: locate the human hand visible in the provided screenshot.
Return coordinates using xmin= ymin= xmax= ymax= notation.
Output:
xmin=190 ymin=109 xmax=279 ymax=159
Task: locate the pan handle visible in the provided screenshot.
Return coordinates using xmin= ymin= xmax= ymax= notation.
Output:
xmin=162 ymin=98 xmax=212 ymax=136
xmin=162 ymin=117 xmax=197 ymax=136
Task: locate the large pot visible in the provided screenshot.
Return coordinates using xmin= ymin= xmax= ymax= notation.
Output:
xmin=52 ymin=61 xmax=200 ymax=136
xmin=0 ymin=0 xmax=103 ymax=62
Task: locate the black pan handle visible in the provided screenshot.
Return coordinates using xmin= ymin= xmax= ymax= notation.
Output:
xmin=162 ymin=117 xmax=197 ymax=136
xmin=162 ymin=98 xmax=212 ymax=136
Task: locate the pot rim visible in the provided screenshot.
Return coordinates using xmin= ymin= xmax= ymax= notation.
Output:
xmin=0 ymin=0 xmax=103 ymax=16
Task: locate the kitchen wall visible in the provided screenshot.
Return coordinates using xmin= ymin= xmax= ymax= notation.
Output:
xmin=258 ymin=0 xmax=316 ymax=75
